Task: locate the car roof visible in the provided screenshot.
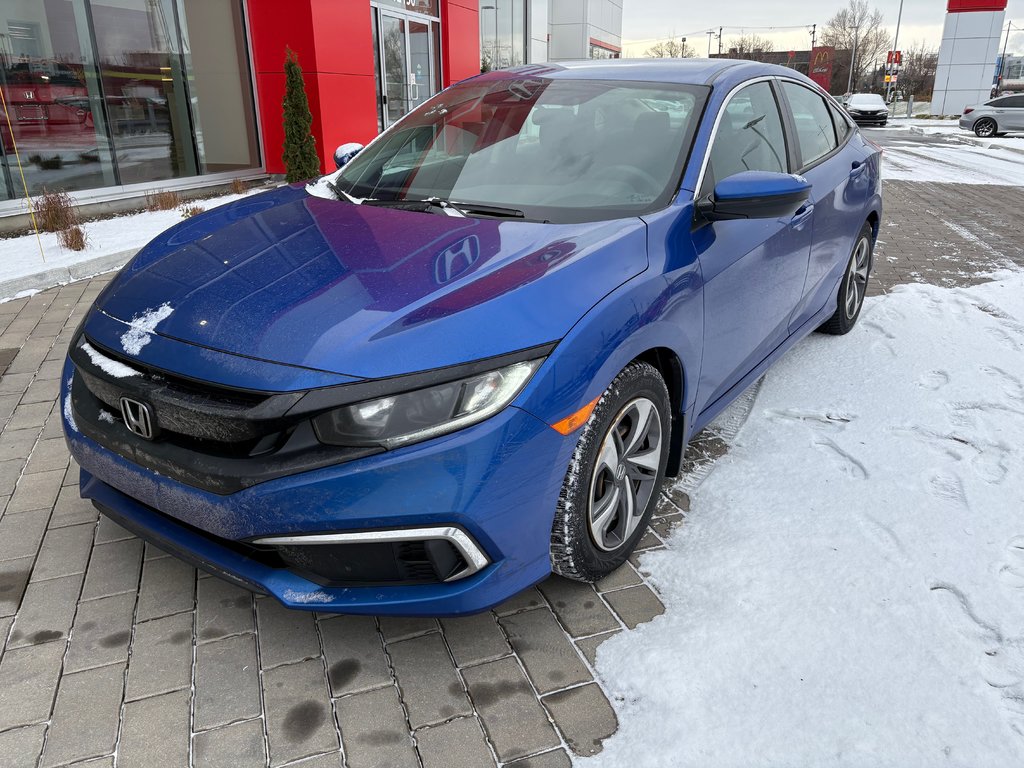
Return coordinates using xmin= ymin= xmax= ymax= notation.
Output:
xmin=469 ymin=58 xmax=818 ymax=89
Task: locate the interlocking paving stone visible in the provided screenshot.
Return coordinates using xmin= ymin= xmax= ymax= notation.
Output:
xmin=196 ymin=576 xmax=254 ymax=642
xmin=0 ymin=639 xmax=65 ymax=730
xmin=335 ymin=685 xmax=419 ymax=768
xmin=135 ymin=555 xmax=194 ymax=621
xmin=126 ymin=611 xmax=193 ymax=701
xmin=40 ymin=662 xmax=125 ymax=767
xmin=262 ymin=658 xmax=339 ymax=766
xmin=542 ymin=682 xmax=617 ymax=756
xmin=378 ymin=615 xmax=438 ymax=643
xmin=0 ymin=429 xmax=37 ymax=462
xmin=194 ymin=632 xmax=261 ymax=730
xmin=441 ymin=612 xmax=511 ymax=667
xmin=0 ymin=556 xmax=32 ymax=617
xmin=462 ymin=657 xmax=560 ymax=762
xmin=7 ymin=571 xmax=83 ymax=649
xmin=0 ymin=724 xmax=47 ymax=768
xmin=505 ymin=748 xmax=572 ymax=767
xmin=118 ymin=689 xmax=190 ymax=767
xmin=594 ymin=561 xmax=643 ymax=592
xmin=284 ymin=753 xmax=345 ymax=768
xmin=30 ymin=522 xmax=94 ymax=583
xmin=49 ymin=485 xmax=97 ymax=528
xmin=7 ymin=401 xmax=53 ymax=431
xmin=416 ymin=715 xmax=497 ymax=768
xmin=6 ymin=468 xmax=63 ymax=514
xmin=94 ymin=515 xmax=133 ymax=544
xmin=64 ymin=592 xmax=135 ymax=673
xmin=0 ymin=510 xmax=50 ymax=562
xmin=574 ymin=630 xmax=619 ymax=666
xmin=388 ymin=631 xmax=471 ymax=728
xmin=603 ymin=584 xmax=665 ymax=629
xmin=319 ymin=615 xmax=391 ymax=696
xmin=22 ymin=435 xmax=68 ymax=472
xmin=80 ymin=537 xmax=143 ymax=601
xmin=537 ymin=577 xmax=620 ymax=638
xmin=492 ymin=586 xmax=546 ymax=616
xmin=193 ymin=718 xmax=267 ymax=768
xmin=498 ymin=609 xmax=591 ymax=695
xmin=257 ymin=596 xmax=321 ymax=668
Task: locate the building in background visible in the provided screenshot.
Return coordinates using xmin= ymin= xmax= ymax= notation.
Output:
xmin=931 ymin=0 xmax=1008 ymax=115
xmin=480 ymin=0 xmax=622 ymax=68
xmin=0 ymin=0 xmax=481 ymax=216
xmin=996 ymin=54 xmax=1024 ymax=92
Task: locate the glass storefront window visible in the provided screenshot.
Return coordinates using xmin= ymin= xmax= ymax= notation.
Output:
xmin=0 ymin=0 xmax=117 ymax=201
xmin=0 ymin=0 xmax=259 ymax=204
xmin=480 ymin=0 xmax=525 ymax=71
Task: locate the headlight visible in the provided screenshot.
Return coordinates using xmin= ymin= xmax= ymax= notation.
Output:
xmin=313 ymin=359 xmax=544 ymax=449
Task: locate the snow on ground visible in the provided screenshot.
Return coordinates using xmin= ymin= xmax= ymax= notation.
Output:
xmin=883 ymin=142 xmax=1024 ymax=184
xmin=586 ymin=273 xmax=1024 ymax=768
xmin=1 ymin=191 xmax=253 ymax=291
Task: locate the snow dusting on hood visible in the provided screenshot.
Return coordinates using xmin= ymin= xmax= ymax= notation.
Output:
xmin=305 ymin=170 xmax=349 ymax=202
xmin=120 ymin=303 xmax=174 ymax=356
xmin=585 ymin=273 xmax=1024 ymax=767
xmin=81 ymin=341 xmax=139 ymax=379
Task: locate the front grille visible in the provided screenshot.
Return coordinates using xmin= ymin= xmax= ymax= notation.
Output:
xmin=69 ymin=334 xmax=382 ymax=494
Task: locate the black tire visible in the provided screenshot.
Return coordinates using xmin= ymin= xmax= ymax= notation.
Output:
xmin=550 ymin=361 xmax=670 ymax=582
xmin=819 ymin=221 xmax=873 ymax=336
xmin=974 ymin=118 xmax=997 ymax=138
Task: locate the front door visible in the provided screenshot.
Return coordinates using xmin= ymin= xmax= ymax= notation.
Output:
xmin=376 ymin=10 xmax=439 ymax=130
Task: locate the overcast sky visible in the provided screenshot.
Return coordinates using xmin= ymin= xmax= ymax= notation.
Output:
xmin=621 ymin=0 xmax=1024 ymax=57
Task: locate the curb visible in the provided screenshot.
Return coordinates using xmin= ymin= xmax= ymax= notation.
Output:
xmin=907 ymin=125 xmax=1024 ymax=156
xmin=0 ymin=248 xmax=139 ymax=302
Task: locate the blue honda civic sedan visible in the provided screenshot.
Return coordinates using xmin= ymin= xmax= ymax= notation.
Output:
xmin=61 ymin=59 xmax=881 ymax=616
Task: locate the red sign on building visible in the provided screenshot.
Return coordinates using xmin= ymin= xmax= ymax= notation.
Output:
xmin=809 ymin=46 xmax=835 ymax=92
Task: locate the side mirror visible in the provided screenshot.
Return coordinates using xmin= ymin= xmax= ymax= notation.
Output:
xmin=696 ymin=171 xmax=811 ymax=222
xmin=334 ymin=142 xmax=364 ymax=169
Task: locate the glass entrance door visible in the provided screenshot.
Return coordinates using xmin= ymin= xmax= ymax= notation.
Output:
xmin=376 ymin=10 xmax=438 ymax=129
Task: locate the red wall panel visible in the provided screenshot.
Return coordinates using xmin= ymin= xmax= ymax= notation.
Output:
xmin=947 ymin=0 xmax=1007 ymax=11
xmin=441 ymin=0 xmax=481 ymax=86
xmin=311 ymin=0 xmax=376 ymax=76
xmin=246 ymin=0 xmax=316 ymax=75
xmin=315 ymin=73 xmax=380 ymax=163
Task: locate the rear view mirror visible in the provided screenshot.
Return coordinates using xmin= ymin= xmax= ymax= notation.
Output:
xmin=334 ymin=143 xmax=364 ymax=169
xmin=696 ymin=171 xmax=811 ymax=222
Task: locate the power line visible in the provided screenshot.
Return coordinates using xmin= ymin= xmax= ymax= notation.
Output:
xmin=626 ymin=24 xmax=815 ymax=46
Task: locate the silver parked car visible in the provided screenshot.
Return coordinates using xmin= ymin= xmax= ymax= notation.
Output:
xmin=959 ymin=94 xmax=1024 ymax=137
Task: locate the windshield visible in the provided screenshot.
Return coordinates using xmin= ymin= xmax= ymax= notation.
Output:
xmin=331 ymin=76 xmax=708 ymax=224
xmin=849 ymin=94 xmax=885 ymax=108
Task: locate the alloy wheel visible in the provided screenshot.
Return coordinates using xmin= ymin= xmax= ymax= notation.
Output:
xmin=975 ymin=119 xmax=996 ymax=138
xmin=588 ymin=397 xmax=663 ymax=552
xmin=845 ymin=237 xmax=870 ymax=320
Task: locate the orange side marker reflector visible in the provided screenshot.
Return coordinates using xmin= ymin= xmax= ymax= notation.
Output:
xmin=550 ymin=396 xmax=600 ymax=435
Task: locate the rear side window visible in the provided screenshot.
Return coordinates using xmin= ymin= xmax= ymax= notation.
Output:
xmin=828 ymin=101 xmax=851 ymax=143
xmin=997 ymin=95 xmax=1024 ymax=107
xmin=703 ymin=81 xmax=788 ymax=193
xmin=782 ymin=82 xmax=838 ymax=168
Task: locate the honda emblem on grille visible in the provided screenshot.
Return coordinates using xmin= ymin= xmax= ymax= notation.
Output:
xmin=119 ymin=397 xmax=155 ymax=440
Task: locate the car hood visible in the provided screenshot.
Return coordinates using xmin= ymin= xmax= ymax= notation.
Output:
xmin=95 ymin=185 xmax=648 ymax=379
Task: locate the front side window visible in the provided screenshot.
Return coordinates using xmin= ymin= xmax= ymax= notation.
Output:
xmin=334 ymin=77 xmax=708 ymax=223
xmin=702 ymin=81 xmax=788 ymax=194
xmin=782 ymin=82 xmax=838 ymax=168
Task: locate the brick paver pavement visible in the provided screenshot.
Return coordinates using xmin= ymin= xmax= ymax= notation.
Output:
xmin=0 ymin=178 xmax=1021 ymax=767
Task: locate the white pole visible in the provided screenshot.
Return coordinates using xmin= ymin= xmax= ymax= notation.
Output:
xmin=886 ymin=0 xmax=905 ymax=102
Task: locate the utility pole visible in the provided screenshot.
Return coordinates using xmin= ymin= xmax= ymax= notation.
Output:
xmin=707 ymin=30 xmax=713 ymax=57
xmin=885 ymin=0 xmax=905 ymax=102
xmin=718 ymin=26 xmax=723 ymax=56
xmin=997 ymin=21 xmax=1014 ymax=95
xmin=846 ymin=27 xmax=859 ymax=95
xmin=681 ymin=37 xmax=687 ymax=57
xmin=810 ymin=23 xmax=816 ymax=49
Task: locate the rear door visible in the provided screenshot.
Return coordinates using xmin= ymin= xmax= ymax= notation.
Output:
xmin=691 ymin=80 xmax=812 ymax=416
xmin=779 ymin=80 xmax=870 ymax=331
xmin=997 ymin=95 xmax=1024 ymax=130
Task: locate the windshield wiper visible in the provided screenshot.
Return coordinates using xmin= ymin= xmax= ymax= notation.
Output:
xmin=334 ymin=191 xmax=533 ymax=221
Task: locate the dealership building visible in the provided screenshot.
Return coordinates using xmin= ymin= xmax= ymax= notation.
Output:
xmin=0 ymin=0 xmax=620 ymax=215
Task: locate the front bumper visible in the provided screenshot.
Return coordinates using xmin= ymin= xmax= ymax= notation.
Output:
xmin=63 ymin=363 xmax=573 ymax=616
xmin=850 ymin=113 xmax=888 ymax=125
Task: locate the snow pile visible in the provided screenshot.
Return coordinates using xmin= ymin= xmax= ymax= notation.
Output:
xmin=80 ymin=341 xmax=140 ymax=378
xmin=587 ymin=274 xmax=1024 ymax=767
xmin=120 ymin=303 xmax=174 ymax=356
xmin=883 ymin=142 xmax=1024 ymax=184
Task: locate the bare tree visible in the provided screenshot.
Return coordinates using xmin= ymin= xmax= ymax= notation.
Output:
xmin=895 ymin=40 xmax=939 ymax=99
xmin=725 ymin=34 xmax=776 ymax=61
xmin=643 ymin=39 xmax=696 ymax=58
xmin=821 ymin=0 xmax=892 ymax=92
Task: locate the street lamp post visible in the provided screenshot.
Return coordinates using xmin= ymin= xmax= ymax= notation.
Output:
xmin=846 ymin=27 xmax=860 ymax=95
xmin=885 ymin=0 xmax=905 ymax=102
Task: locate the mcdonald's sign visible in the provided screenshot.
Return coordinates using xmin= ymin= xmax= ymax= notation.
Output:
xmin=809 ymin=46 xmax=835 ymax=91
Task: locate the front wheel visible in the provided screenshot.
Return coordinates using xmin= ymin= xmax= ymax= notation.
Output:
xmin=974 ymin=118 xmax=997 ymax=138
xmin=819 ymin=222 xmax=873 ymax=336
xmin=550 ymin=361 xmax=670 ymax=582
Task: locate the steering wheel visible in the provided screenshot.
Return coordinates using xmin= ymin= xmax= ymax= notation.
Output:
xmin=592 ymin=165 xmax=662 ymax=196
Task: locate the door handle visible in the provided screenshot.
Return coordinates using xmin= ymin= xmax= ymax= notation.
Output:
xmin=790 ymin=203 xmax=814 ymax=225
